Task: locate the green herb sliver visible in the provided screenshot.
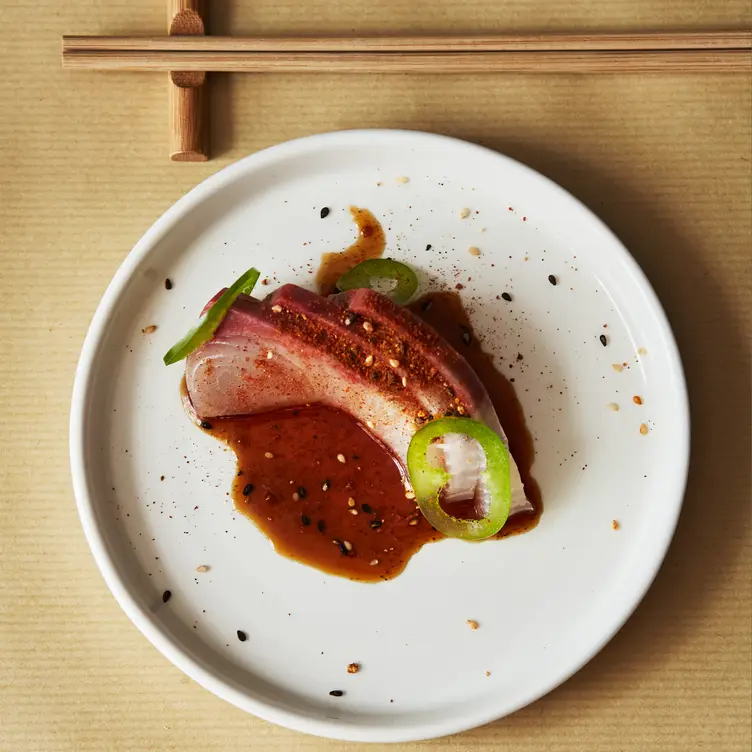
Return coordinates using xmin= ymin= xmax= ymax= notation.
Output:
xmin=163 ymin=267 xmax=261 ymax=366
xmin=336 ymin=258 xmax=418 ymax=304
xmin=406 ymin=417 xmax=511 ymax=540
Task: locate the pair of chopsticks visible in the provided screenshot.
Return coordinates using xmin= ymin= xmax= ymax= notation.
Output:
xmin=62 ymin=31 xmax=752 ymax=73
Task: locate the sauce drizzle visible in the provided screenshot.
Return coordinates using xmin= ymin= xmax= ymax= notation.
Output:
xmin=204 ymin=405 xmax=439 ymax=582
xmin=316 ymin=207 xmax=385 ymax=296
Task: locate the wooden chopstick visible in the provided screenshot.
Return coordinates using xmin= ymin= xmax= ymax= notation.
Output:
xmin=61 ymin=31 xmax=752 ymax=73
xmin=63 ymin=30 xmax=752 ymax=53
xmin=60 ymin=49 xmax=752 ymax=74
xmin=61 ymin=29 xmax=751 ymax=160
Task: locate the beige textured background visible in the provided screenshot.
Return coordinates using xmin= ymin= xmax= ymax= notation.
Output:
xmin=1 ymin=1 xmax=750 ymax=750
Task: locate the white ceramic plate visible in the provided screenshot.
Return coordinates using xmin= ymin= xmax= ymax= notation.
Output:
xmin=70 ymin=130 xmax=689 ymax=743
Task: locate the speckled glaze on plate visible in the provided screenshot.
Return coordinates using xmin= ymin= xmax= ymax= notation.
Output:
xmin=70 ymin=130 xmax=689 ymax=743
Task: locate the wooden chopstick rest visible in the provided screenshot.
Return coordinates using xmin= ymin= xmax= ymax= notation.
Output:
xmin=168 ymin=0 xmax=207 ymax=162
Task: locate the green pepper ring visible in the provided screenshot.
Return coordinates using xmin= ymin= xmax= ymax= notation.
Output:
xmin=407 ymin=417 xmax=511 ymax=540
xmin=163 ymin=267 xmax=261 ymax=366
xmin=336 ymin=258 xmax=418 ymax=304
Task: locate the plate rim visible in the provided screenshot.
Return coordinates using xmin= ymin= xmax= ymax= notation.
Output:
xmin=69 ymin=128 xmax=690 ymax=742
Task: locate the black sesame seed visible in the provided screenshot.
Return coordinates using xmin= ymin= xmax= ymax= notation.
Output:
xmin=548 ymin=274 xmax=557 ymax=286
xmin=361 ymin=503 xmax=373 ymax=514
xmin=425 ymin=244 xmax=432 ymax=251
xmin=199 ymin=420 xmax=213 ymax=430
xmin=165 ymin=278 xmax=173 ymax=290
xmin=329 ymin=690 xmax=344 ymax=697
xmin=162 ymin=590 xmax=171 ymax=603
xmin=421 ymin=299 xmax=433 ymax=312
xmin=301 ymin=514 xmax=311 ymax=526
xmin=501 ymin=292 xmax=512 ymax=302
xmin=369 ymin=520 xmax=383 ymax=529
xmin=297 ymin=486 xmax=307 ymax=499
xmin=317 ymin=520 xmax=326 ymax=533
xmin=320 ymin=207 xmax=330 ymax=219
xmin=599 ymin=334 xmax=608 ymax=347
xmin=242 ymin=483 xmax=254 ymax=496
xmin=236 ymin=630 xmax=248 ymax=642
xmin=460 ymin=326 xmax=472 ymax=346
xmin=337 ymin=541 xmax=349 ymax=556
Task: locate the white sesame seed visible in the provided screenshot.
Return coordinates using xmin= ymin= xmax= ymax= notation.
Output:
xmin=396 ymin=176 xmax=409 ymax=184
xmin=405 ymin=491 xmax=416 ymax=500
xmin=343 ymin=541 xmax=353 ymax=551
xmin=408 ymin=519 xmax=418 ymax=526
xmin=266 ymin=351 xmax=273 ymax=359
xmin=349 ymin=509 xmax=359 ymax=515
xmin=337 ymin=454 xmax=346 ymax=463
xmin=468 ymin=246 xmax=481 ymax=256
xmin=364 ymin=355 xmax=374 ymax=366
xmin=362 ymin=321 xmax=374 ymax=332
xmin=612 ymin=364 xmax=624 ymax=372
xmin=388 ymin=358 xmax=400 ymax=368
xmin=401 ymin=376 xmax=408 ymax=387
xmin=366 ymin=420 xmax=375 ymax=429
xmin=271 ymin=305 xmax=282 ymax=313
xmin=607 ymin=402 xmax=620 ymax=411
xmin=344 ymin=317 xmax=352 ymax=326
xmin=292 ymin=492 xmax=300 ymax=501
xmin=466 ymin=619 xmax=479 ymax=630
xmin=369 ymin=559 xmax=379 ymax=566
xmin=347 ymin=497 xmax=356 ymax=507
xmin=638 ymin=347 xmax=648 ymax=356
xmin=264 ymin=452 xmax=274 ymax=459
xmin=195 ymin=565 xmax=210 ymax=573
xmin=458 ymin=207 xmax=471 ymax=219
